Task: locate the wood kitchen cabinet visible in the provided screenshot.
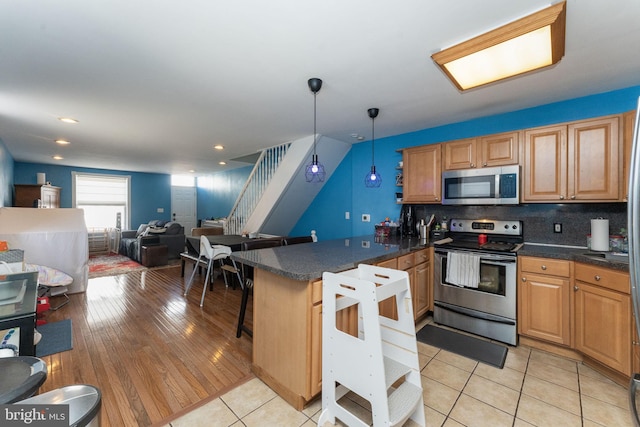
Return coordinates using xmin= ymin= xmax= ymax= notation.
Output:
xmin=442 ymin=131 xmax=519 ymax=170
xmin=574 ymin=263 xmax=631 ymax=376
xmin=518 ymin=256 xmax=573 ymax=346
xmin=523 ymin=116 xmax=621 ymax=202
xmin=623 ymin=109 xmax=636 ymax=202
xmin=402 ymin=144 xmax=441 ymax=203
xmin=14 ymin=184 xmax=61 ymax=208
xmin=398 ymin=248 xmax=430 ymax=321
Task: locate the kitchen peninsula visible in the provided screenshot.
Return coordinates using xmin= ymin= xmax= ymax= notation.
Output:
xmin=230 ymin=235 xmax=428 ymax=410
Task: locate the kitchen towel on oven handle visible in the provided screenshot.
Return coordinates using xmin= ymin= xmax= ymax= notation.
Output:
xmin=446 ymin=252 xmax=480 ymax=288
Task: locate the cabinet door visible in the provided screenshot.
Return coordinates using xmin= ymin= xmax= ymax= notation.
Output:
xmin=41 ymin=186 xmax=60 ymax=208
xmin=443 ymin=138 xmax=476 ymax=170
xmin=310 ymin=302 xmax=322 ymax=397
xmin=414 ymin=261 xmax=430 ymax=319
xmin=574 ymin=281 xmax=631 ymax=375
xmin=479 ymin=131 xmax=519 ymax=167
xmin=377 ymin=258 xmax=398 ymax=320
xmin=518 ymin=272 xmax=571 ymax=346
xmin=523 ymin=125 xmax=567 ymax=201
xmin=403 ymin=145 xmax=441 ymax=203
xmin=568 ymin=117 xmax=620 ymax=201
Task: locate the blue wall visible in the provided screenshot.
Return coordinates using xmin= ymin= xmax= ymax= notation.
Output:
xmin=0 ymin=138 xmax=14 ymax=207
xmin=14 ymin=162 xmax=171 ymax=229
xmin=12 ymin=162 xmax=252 ymax=230
xmin=294 ymin=85 xmax=640 ymax=241
xmin=196 ymin=166 xmax=253 ymax=221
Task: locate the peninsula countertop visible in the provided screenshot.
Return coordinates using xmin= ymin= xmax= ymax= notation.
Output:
xmin=229 ymin=235 xmax=427 ymax=281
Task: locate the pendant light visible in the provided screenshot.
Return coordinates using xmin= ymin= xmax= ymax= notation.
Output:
xmin=305 ymin=78 xmax=326 ymax=182
xmin=365 ymin=107 xmax=381 ymax=187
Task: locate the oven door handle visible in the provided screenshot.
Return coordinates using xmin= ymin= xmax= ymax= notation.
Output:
xmin=435 ymin=250 xmax=517 ymax=264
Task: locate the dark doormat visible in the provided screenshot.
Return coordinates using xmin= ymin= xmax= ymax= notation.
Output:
xmin=36 ymin=319 xmax=73 ymax=357
xmin=416 ymin=324 xmax=508 ymax=369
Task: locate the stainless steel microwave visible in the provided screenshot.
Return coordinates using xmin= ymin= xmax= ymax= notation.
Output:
xmin=442 ymin=165 xmax=519 ymax=205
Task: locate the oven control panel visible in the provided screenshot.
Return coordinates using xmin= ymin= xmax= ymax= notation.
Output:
xmin=449 ymin=219 xmax=522 ymax=236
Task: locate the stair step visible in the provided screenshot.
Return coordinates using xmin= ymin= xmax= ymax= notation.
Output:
xmin=388 ymin=381 xmax=423 ymax=427
xmin=383 ymin=356 xmax=412 ymax=389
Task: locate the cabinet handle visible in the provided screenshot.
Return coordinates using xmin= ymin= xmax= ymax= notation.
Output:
xmin=483 ymin=162 xmax=487 ymax=167
xmin=574 ymin=286 xmax=579 ymax=291
xmin=470 ymin=163 xmax=475 ymax=168
xmin=541 ymin=265 xmax=547 ymax=270
xmin=570 ymin=195 xmax=576 ymax=200
xmin=559 ymin=195 xmax=565 ymax=200
xmin=521 ymin=277 xmax=527 ymax=282
xmin=595 ymin=275 xmax=601 ymax=281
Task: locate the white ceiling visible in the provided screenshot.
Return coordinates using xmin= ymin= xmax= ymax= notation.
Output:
xmin=1 ymin=0 xmax=639 ymax=175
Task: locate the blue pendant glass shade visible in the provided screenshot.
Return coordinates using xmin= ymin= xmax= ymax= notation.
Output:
xmin=306 ymin=78 xmax=326 ymax=183
xmin=365 ymin=107 xmax=381 ymax=187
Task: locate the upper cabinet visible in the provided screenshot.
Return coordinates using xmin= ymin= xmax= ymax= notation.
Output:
xmin=402 ymin=144 xmax=441 ymax=203
xmin=523 ymin=116 xmax=621 ymax=202
xmin=623 ymin=110 xmax=636 ymax=202
xmin=443 ymin=131 xmax=520 ymax=170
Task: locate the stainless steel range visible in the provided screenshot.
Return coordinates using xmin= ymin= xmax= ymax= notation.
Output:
xmin=433 ymin=218 xmax=523 ymax=345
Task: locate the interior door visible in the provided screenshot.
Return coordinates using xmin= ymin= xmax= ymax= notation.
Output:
xmin=171 ymin=186 xmax=197 ymax=235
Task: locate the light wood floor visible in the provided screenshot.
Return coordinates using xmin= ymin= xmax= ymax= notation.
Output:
xmin=38 ymin=264 xmax=253 ymax=427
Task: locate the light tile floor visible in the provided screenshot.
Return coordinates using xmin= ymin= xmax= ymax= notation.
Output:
xmin=159 ymin=321 xmax=635 ymax=427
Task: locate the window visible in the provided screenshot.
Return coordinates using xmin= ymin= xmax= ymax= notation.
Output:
xmin=73 ymin=172 xmax=130 ymax=230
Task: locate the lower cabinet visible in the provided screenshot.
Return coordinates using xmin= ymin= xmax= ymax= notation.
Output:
xmin=518 ymin=256 xmax=572 ymax=346
xmin=519 ymin=257 xmax=633 ymax=378
xmin=574 ymin=263 xmax=631 ymax=376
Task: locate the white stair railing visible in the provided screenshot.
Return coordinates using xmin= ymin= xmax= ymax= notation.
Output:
xmin=225 ymin=143 xmax=291 ymax=235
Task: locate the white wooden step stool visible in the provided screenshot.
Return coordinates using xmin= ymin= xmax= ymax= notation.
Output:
xmin=318 ymin=264 xmax=425 ymax=427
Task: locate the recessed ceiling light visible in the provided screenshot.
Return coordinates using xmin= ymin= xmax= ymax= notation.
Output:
xmin=58 ymin=117 xmax=79 ymax=124
xmin=52 ymin=155 xmax=64 ymax=160
xmin=189 ymin=169 xmax=195 ymax=173
xmin=214 ymin=145 xmax=224 ymax=150
xmin=219 ymin=161 xmax=226 ymax=165
xmin=55 ymin=139 xmax=70 ymax=145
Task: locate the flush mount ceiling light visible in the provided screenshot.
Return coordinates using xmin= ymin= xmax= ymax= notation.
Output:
xmin=431 ymin=1 xmax=566 ymax=91
xmin=55 ymin=139 xmax=70 ymax=145
xmin=214 ymin=145 xmax=224 ymax=150
xmin=364 ymin=108 xmax=381 ymax=188
xmin=52 ymin=155 xmax=64 ymax=160
xmin=305 ymin=77 xmax=326 ymax=183
xmin=57 ymin=117 xmax=78 ymax=124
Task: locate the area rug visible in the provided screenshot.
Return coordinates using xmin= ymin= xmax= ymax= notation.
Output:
xmin=88 ymin=253 xmax=146 ymax=278
xmin=36 ymin=319 xmax=73 ymax=357
xmin=416 ymin=324 xmax=508 ymax=369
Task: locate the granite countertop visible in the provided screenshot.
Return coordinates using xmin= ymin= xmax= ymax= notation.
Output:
xmin=230 ymin=235 xmax=428 ymax=281
xmin=518 ymin=243 xmax=630 ymax=272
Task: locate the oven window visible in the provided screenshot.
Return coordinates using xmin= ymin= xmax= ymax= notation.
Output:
xmin=441 ymin=257 xmax=506 ymax=296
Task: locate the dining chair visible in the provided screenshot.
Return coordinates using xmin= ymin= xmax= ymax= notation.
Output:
xmin=183 ymin=235 xmax=233 ymax=307
xmin=236 ymin=237 xmax=283 ymax=337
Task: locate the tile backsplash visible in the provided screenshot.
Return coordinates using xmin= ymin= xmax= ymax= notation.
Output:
xmin=407 ymin=203 xmax=627 ymax=248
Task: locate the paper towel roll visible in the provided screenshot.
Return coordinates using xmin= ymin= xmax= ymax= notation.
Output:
xmin=591 ymin=218 xmax=609 ymax=251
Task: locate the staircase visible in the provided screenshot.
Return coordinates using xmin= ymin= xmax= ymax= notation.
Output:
xmin=225 ymin=134 xmax=350 ymax=236
xmin=319 ymin=264 xmax=425 ymax=427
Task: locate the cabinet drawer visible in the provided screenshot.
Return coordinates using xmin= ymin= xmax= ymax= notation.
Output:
xmin=398 ymin=253 xmax=415 ymax=270
xmin=414 ymin=249 xmax=429 ymax=265
xmin=575 ymin=263 xmax=630 ymax=294
xmin=520 ymin=256 xmax=570 ymax=277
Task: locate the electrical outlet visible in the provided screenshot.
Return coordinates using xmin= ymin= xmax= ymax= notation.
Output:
xmin=362 ymin=214 xmax=371 ymax=222
xmin=362 ymin=240 xmax=370 ymax=248
xmin=157 ymin=207 xmax=164 ymax=213
xmin=554 ymin=223 xmax=562 ymax=233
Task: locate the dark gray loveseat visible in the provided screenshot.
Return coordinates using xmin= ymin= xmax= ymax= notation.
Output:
xmin=119 ymin=220 xmax=185 ymax=262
